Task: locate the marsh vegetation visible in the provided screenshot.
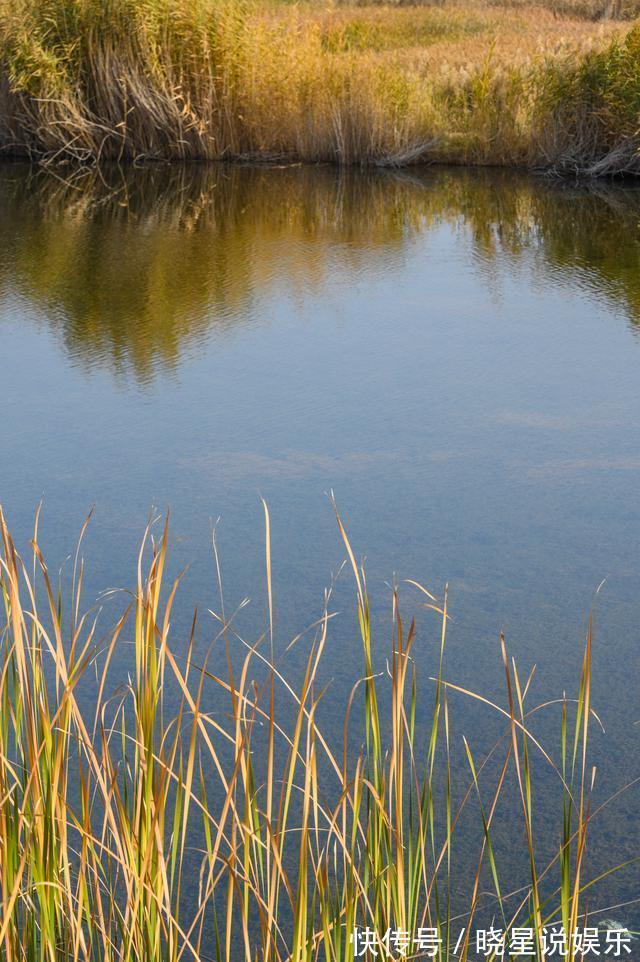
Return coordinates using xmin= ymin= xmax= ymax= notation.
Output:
xmin=1 ymin=0 xmax=640 ymax=171
xmin=0 ymin=504 xmax=632 ymax=962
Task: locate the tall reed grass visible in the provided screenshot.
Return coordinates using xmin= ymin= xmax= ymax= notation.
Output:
xmin=0 ymin=0 xmax=639 ymax=171
xmin=0 ymin=501 xmax=634 ymax=961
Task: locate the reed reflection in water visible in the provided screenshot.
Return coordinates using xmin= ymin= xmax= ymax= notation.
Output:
xmin=2 ymin=163 xmax=640 ymax=382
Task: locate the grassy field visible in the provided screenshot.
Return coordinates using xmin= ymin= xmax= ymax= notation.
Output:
xmin=1 ymin=0 xmax=640 ymax=171
xmin=0 ymin=502 xmax=634 ymax=961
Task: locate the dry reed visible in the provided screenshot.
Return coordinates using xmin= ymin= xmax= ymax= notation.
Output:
xmin=0 ymin=0 xmax=639 ymax=171
xmin=0 ymin=501 xmax=634 ymax=961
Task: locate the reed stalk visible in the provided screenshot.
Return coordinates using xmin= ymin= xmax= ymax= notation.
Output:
xmin=0 ymin=503 xmax=633 ymax=961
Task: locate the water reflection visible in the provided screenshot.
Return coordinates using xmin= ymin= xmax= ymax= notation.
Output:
xmin=2 ymin=161 xmax=640 ymax=925
xmin=2 ymin=163 xmax=640 ymax=382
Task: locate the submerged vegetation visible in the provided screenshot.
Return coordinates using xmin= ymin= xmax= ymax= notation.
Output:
xmin=0 ymin=502 xmax=636 ymax=961
xmin=1 ymin=0 xmax=640 ymax=171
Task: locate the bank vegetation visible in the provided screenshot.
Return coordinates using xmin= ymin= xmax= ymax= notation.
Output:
xmin=1 ymin=0 xmax=640 ymax=172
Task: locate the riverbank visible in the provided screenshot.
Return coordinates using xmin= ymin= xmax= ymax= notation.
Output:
xmin=1 ymin=0 xmax=640 ymax=173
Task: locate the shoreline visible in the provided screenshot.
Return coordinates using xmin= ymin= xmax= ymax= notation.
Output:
xmin=1 ymin=152 xmax=639 ymax=181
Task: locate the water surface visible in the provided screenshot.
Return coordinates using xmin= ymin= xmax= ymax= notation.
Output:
xmin=1 ymin=163 xmax=639 ymax=921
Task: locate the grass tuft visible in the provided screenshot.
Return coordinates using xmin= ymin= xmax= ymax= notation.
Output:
xmin=0 ymin=502 xmax=633 ymax=960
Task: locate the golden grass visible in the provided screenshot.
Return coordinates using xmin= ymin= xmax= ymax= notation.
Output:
xmin=282 ymin=4 xmax=622 ymax=66
xmin=0 ymin=0 xmax=639 ymax=171
xmin=0 ymin=501 xmax=635 ymax=961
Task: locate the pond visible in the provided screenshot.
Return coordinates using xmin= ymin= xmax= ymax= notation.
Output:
xmin=1 ymin=162 xmax=639 ymax=931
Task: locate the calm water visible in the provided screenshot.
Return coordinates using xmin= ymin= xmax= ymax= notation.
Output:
xmin=1 ymin=163 xmax=639 ymax=920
